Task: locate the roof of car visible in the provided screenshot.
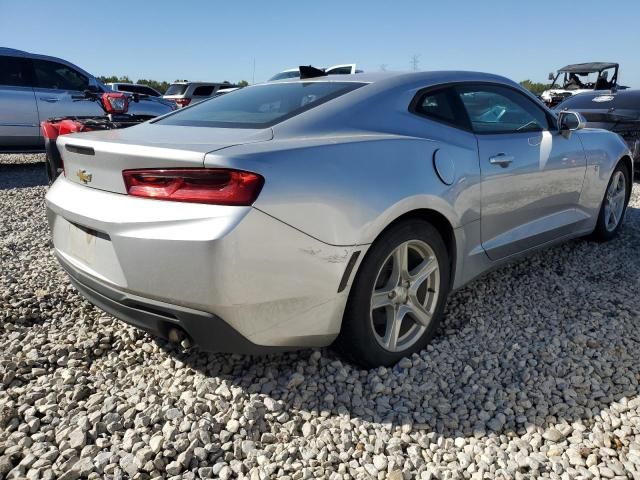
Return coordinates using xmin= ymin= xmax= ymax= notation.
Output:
xmin=169 ymin=81 xmax=234 ymax=86
xmin=266 ymin=70 xmax=520 ymax=88
xmin=558 ymin=62 xmax=618 ymax=73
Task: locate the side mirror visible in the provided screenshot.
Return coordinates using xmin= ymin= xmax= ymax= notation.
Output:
xmin=558 ymin=111 xmax=586 ymax=138
xmin=548 ymin=72 xmax=555 ymax=81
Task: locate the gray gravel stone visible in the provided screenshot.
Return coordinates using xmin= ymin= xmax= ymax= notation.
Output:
xmin=2 ymin=155 xmax=640 ymax=479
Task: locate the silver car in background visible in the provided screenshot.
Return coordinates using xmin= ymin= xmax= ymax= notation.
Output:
xmin=46 ymin=71 xmax=632 ymax=367
xmin=163 ymin=81 xmax=238 ymax=108
xmin=0 ymin=48 xmax=175 ymax=152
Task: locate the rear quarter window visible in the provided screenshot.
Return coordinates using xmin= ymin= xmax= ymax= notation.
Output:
xmin=192 ymin=86 xmax=215 ymax=97
xmin=0 ymin=56 xmax=32 ymax=87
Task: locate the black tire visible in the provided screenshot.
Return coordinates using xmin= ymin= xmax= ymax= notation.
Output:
xmin=335 ymin=220 xmax=451 ymax=368
xmin=591 ymin=161 xmax=631 ymax=242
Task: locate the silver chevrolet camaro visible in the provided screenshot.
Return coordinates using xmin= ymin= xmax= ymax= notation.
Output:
xmin=45 ymin=71 xmax=633 ymax=367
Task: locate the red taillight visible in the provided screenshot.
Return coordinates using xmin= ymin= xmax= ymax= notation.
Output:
xmin=175 ymin=98 xmax=191 ymax=107
xmin=58 ymin=119 xmax=89 ymax=136
xmin=102 ymin=92 xmax=129 ymax=114
xmin=41 ymin=121 xmax=60 ymax=140
xmin=122 ymin=169 xmax=264 ymax=206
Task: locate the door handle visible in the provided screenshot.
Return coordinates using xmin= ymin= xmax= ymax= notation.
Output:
xmin=40 ymin=97 xmax=60 ymax=103
xmin=489 ymin=153 xmax=514 ymax=168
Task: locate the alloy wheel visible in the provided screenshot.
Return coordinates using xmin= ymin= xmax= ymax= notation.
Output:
xmin=369 ymin=240 xmax=440 ymax=352
xmin=604 ymin=170 xmax=626 ymax=232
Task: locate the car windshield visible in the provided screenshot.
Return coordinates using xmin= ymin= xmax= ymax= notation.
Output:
xmin=155 ymin=81 xmax=365 ymax=128
xmin=165 ymin=84 xmax=188 ymax=96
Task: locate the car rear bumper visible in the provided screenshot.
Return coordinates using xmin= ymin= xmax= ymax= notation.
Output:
xmin=57 ymin=252 xmax=284 ymax=353
xmin=46 ymin=177 xmax=359 ymax=349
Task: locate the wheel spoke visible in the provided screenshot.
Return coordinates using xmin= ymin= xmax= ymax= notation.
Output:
xmin=409 ymin=257 xmax=438 ymax=292
xmin=404 ymin=302 xmax=433 ymax=327
xmin=393 ymin=242 xmax=409 ymax=283
xmin=371 ymin=290 xmax=393 ymax=310
xmin=382 ymin=307 xmax=402 ymax=350
xmin=609 ymin=206 xmax=618 ymax=227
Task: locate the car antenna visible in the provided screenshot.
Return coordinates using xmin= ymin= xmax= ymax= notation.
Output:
xmin=299 ymin=65 xmax=328 ymax=79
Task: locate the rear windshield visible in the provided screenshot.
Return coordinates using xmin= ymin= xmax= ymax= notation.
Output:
xmin=165 ymin=84 xmax=188 ymax=96
xmin=155 ymin=81 xmax=365 ymax=128
xmin=556 ymin=92 xmax=640 ymax=111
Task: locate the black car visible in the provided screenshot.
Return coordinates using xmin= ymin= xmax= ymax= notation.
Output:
xmin=555 ymin=90 xmax=640 ymax=172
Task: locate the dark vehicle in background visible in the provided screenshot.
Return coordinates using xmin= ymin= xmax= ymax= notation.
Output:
xmin=162 ymin=81 xmax=238 ymax=108
xmin=541 ymin=63 xmax=624 ymax=107
xmin=106 ymin=82 xmax=162 ymax=97
xmin=0 ymin=48 xmax=175 ymax=152
xmin=556 ymin=90 xmax=640 ymax=171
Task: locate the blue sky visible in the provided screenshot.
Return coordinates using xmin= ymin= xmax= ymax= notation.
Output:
xmin=2 ymin=0 xmax=639 ymax=87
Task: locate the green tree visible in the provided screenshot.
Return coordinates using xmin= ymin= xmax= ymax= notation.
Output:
xmin=237 ymin=80 xmax=249 ymax=88
xmin=98 ymin=75 xmax=132 ymax=84
xmin=137 ymin=79 xmax=170 ymax=94
xmin=519 ymin=80 xmax=552 ymax=96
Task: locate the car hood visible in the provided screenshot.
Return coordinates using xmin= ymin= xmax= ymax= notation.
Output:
xmin=56 ymin=123 xmax=273 ymax=194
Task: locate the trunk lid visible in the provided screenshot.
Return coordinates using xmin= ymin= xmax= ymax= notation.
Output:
xmin=57 ymin=123 xmax=273 ymax=193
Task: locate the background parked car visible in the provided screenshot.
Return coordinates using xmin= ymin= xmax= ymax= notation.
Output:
xmin=106 ymin=82 xmax=162 ymax=97
xmin=268 ymin=64 xmax=361 ymax=81
xmin=555 ymin=89 xmax=640 ymax=171
xmin=0 ymin=48 xmax=175 ymax=152
xmin=162 ymin=81 xmax=238 ymax=108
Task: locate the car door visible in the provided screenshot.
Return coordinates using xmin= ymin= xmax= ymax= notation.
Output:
xmin=0 ymin=55 xmax=40 ymax=149
xmin=31 ymin=58 xmax=103 ymax=122
xmin=455 ymin=83 xmax=587 ymax=260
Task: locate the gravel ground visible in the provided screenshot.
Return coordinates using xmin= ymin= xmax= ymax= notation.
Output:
xmin=0 ymin=153 xmax=46 ymax=165
xmin=2 ymin=157 xmax=640 ymax=480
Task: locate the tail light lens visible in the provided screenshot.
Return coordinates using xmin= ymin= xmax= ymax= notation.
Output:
xmin=41 ymin=121 xmax=60 ymax=140
xmin=122 ymin=169 xmax=264 ymax=206
xmin=102 ymin=92 xmax=129 ymax=114
xmin=175 ymin=98 xmax=191 ymax=107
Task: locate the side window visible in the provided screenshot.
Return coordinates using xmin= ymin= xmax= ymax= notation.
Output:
xmin=193 ymin=86 xmax=215 ymax=97
xmin=33 ymin=60 xmax=89 ymax=91
xmin=326 ymin=67 xmax=352 ymax=75
xmin=456 ymin=85 xmax=549 ymax=133
xmin=412 ymin=87 xmax=468 ymax=129
xmin=0 ymin=56 xmax=32 ymax=87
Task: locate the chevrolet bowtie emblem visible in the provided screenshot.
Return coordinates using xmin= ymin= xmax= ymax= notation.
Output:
xmin=76 ymin=169 xmax=92 ymax=184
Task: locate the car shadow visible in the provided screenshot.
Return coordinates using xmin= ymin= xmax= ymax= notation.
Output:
xmin=0 ymin=163 xmax=47 ymax=190
xmin=155 ymin=204 xmax=640 ymax=440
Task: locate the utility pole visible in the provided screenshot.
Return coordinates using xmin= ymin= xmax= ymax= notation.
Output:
xmin=410 ymin=54 xmax=420 ymax=72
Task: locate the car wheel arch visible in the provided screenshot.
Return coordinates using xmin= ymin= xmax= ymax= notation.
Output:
xmin=355 ymin=208 xmax=457 ymax=291
xmin=619 ymin=155 xmax=633 ymax=188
